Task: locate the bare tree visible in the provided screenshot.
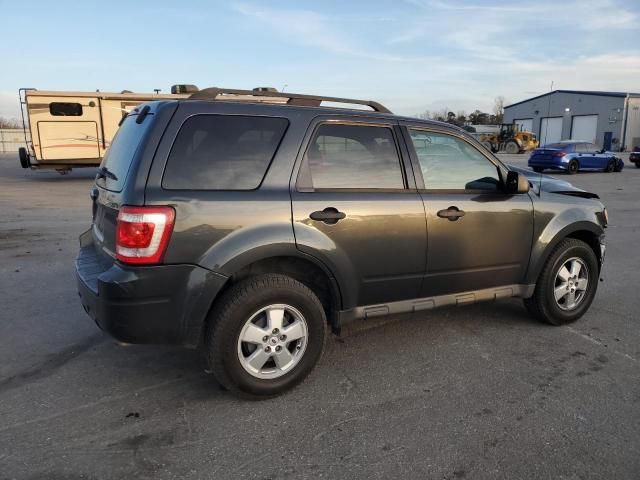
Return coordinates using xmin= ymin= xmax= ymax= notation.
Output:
xmin=493 ymin=96 xmax=505 ymax=124
xmin=0 ymin=117 xmax=21 ymax=129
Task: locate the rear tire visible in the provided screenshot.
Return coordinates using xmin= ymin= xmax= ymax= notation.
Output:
xmin=567 ymin=160 xmax=579 ymax=174
xmin=532 ymin=167 xmax=544 ymax=173
xmin=523 ymin=238 xmax=599 ymax=325
xmin=206 ymin=274 xmax=326 ymax=398
xmin=635 ymin=162 xmax=640 ymax=169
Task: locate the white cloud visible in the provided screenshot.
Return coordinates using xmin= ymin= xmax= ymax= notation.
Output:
xmin=231 ymin=2 xmax=414 ymax=62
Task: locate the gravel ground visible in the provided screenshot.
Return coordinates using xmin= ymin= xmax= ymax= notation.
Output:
xmin=0 ymin=152 xmax=638 ymax=480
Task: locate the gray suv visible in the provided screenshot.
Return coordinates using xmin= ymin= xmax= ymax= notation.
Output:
xmin=76 ymin=87 xmax=608 ymax=397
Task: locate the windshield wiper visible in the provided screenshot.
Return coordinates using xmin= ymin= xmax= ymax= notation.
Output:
xmin=96 ymin=166 xmax=118 ymax=181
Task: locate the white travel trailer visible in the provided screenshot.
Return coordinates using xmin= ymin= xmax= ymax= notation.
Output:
xmin=18 ymin=86 xmax=196 ymax=173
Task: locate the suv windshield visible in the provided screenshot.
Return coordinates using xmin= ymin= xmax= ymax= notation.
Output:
xmin=97 ymin=113 xmax=152 ymax=192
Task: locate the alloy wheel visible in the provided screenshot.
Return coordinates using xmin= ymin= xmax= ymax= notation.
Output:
xmin=553 ymin=257 xmax=589 ymax=311
xmin=237 ymin=304 xmax=308 ymax=379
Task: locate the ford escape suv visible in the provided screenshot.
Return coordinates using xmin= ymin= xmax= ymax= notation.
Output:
xmin=76 ymin=87 xmax=608 ymax=398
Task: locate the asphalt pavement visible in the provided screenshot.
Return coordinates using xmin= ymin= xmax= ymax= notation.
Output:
xmin=0 ymin=153 xmax=639 ymax=479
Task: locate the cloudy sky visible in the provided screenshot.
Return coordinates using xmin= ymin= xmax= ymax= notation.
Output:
xmin=1 ymin=0 xmax=638 ymax=119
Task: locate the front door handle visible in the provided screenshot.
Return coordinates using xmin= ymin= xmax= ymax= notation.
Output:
xmin=437 ymin=206 xmax=465 ymax=221
xmin=310 ymin=207 xmax=346 ymax=225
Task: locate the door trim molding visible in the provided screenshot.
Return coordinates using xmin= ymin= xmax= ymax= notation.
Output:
xmin=338 ymin=283 xmax=536 ymax=325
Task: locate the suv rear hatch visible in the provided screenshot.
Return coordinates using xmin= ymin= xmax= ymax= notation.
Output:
xmin=91 ymin=106 xmax=156 ymax=260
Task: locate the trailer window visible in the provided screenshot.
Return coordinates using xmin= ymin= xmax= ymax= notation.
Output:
xmin=49 ymin=102 xmax=83 ymax=116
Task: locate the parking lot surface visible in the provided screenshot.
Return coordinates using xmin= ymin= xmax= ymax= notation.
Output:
xmin=1 ymin=152 xmax=639 ymax=479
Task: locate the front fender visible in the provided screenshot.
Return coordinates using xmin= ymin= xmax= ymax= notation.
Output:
xmin=525 ymin=204 xmax=604 ymax=284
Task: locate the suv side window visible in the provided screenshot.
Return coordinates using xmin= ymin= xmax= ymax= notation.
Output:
xmin=163 ymin=115 xmax=288 ymax=190
xmin=408 ymin=129 xmax=501 ymax=191
xmin=304 ymin=124 xmax=405 ymax=189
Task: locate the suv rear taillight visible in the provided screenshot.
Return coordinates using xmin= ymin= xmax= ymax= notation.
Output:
xmin=116 ymin=206 xmax=175 ymax=265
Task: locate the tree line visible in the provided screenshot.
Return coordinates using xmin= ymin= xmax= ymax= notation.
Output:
xmin=0 ymin=117 xmax=21 ymax=129
xmin=418 ymin=96 xmax=505 ymax=127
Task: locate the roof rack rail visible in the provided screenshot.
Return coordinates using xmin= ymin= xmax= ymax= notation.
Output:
xmin=188 ymin=87 xmax=391 ymax=113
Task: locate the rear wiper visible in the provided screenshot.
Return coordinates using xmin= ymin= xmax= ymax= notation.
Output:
xmin=96 ymin=166 xmax=118 ymax=181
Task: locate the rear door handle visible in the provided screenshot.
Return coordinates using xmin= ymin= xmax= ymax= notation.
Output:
xmin=310 ymin=207 xmax=346 ymax=225
xmin=437 ymin=206 xmax=465 ymax=221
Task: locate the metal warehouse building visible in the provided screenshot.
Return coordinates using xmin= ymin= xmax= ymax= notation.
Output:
xmin=503 ymin=90 xmax=640 ymax=151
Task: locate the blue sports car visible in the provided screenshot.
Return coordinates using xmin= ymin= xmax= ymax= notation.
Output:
xmin=528 ymin=141 xmax=624 ymax=174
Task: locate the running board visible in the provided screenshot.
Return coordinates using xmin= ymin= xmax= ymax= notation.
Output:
xmin=338 ymin=284 xmax=536 ymax=325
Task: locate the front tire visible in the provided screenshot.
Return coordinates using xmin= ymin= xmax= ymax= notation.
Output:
xmin=206 ymin=274 xmax=326 ymax=398
xmin=605 ymin=160 xmax=614 ymax=173
xmin=524 ymin=238 xmax=599 ymax=325
xmin=613 ymin=159 xmax=622 ymax=172
xmin=505 ymin=141 xmax=519 ymax=154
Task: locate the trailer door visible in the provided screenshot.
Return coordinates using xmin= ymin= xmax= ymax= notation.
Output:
xmin=39 ymin=121 xmax=100 ymax=159
xmin=29 ymin=96 xmax=102 ymax=161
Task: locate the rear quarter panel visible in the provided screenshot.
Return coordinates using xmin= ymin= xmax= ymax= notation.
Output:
xmin=144 ymin=102 xmax=311 ymax=275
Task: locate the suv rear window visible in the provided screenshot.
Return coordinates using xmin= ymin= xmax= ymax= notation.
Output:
xmin=304 ymin=124 xmax=404 ymax=189
xmin=98 ymin=113 xmax=152 ymax=192
xmin=163 ymin=115 xmax=289 ymax=190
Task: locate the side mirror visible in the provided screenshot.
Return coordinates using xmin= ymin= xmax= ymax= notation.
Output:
xmin=506 ymin=171 xmax=530 ymax=194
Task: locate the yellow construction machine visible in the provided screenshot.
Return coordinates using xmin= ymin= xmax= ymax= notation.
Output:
xmin=479 ymin=123 xmax=539 ymax=154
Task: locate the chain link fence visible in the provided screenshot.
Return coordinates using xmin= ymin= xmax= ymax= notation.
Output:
xmin=0 ymin=129 xmax=24 ymax=153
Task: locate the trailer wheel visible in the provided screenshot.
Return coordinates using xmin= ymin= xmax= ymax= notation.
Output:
xmin=18 ymin=148 xmax=30 ymax=169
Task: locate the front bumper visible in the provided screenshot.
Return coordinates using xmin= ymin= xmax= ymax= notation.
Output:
xmin=76 ymin=231 xmax=227 ymax=346
xmin=599 ymin=236 xmax=606 ymax=266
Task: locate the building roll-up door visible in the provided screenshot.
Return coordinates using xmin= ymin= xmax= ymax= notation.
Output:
xmin=514 ymin=118 xmax=533 ymax=133
xmin=571 ymin=115 xmax=598 ymax=144
xmin=540 ymin=117 xmax=563 ymax=146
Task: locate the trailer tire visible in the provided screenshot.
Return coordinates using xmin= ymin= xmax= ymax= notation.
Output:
xmin=18 ymin=148 xmax=30 ymax=169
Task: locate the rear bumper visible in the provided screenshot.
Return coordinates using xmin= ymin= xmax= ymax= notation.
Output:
xmin=76 ymin=230 xmax=227 ymax=347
